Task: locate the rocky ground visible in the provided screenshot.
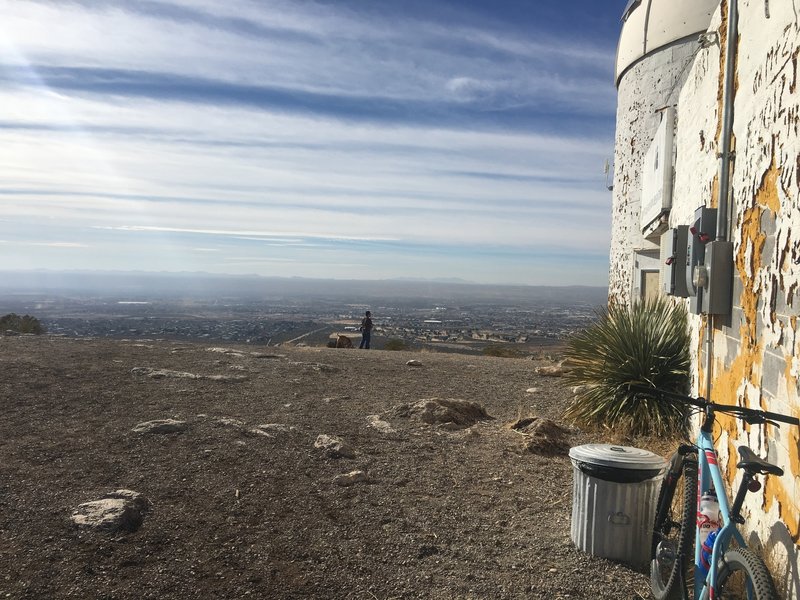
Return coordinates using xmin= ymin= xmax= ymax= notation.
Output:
xmin=0 ymin=335 xmax=661 ymax=599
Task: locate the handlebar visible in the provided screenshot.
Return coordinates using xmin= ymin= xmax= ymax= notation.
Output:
xmin=628 ymin=384 xmax=800 ymax=427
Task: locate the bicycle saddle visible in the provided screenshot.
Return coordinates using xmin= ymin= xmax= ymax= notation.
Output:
xmin=736 ymin=446 xmax=784 ymax=476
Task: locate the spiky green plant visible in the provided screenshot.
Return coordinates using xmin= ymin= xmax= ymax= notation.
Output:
xmin=562 ymin=296 xmax=690 ymax=436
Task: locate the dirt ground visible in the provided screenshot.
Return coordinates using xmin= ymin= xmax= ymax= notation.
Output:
xmin=0 ymin=335 xmax=657 ymax=599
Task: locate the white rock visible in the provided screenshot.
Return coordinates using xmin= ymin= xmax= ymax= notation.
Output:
xmin=406 ymin=360 xmax=423 ymax=367
xmin=131 ymin=367 xmax=197 ymax=380
xmin=71 ymin=489 xmax=150 ymax=533
xmin=131 ymin=419 xmax=188 ymax=434
xmin=206 ymin=347 xmax=245 ymax=357
xmin=215 ymin=418 xmax=245 ymax=428
xmin=204 ymin=374 xmax=248 ymax=382
xmin=366 ymin=415 xmax=396 ymax=434
xmin=314 ymin=434 xmax=356 ymax=459
xmin=333 ymin=470 xmax=369 ymax=486
xmin=249 ymin=423 xmax=296 ymax=437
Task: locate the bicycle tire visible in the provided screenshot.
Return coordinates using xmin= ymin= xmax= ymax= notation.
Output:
xmin=714 ymin=547 xmax=778 ymax=599
xmin=650 ymin=452 xmax=697 ymax=600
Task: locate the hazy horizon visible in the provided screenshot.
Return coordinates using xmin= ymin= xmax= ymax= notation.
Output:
xmin=0 ymin=269 xmax=609 ymax=305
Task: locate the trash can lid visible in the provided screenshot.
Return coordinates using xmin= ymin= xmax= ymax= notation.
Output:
xmin=569 ymin=444 xmax=666 ymax=470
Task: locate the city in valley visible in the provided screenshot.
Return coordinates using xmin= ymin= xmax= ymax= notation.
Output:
xmin=0 ymin=271 xmax=607 ymax=355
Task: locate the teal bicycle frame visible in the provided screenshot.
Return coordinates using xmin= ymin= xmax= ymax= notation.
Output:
xmin=694 ymin=429 xmax=748 ymax=598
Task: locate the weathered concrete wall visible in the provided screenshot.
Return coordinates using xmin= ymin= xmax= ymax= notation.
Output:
xmin=669 ymin=1 xmax=800 ymax=594
xmin=610 ymin=40 xmax=704 ymax=304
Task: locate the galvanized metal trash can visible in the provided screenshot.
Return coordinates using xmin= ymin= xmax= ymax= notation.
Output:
xmin=569 ymin=444 xmax=666 ymax=568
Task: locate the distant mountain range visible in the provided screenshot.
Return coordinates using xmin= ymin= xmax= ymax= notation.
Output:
xmin=0 ymin=270 xmax=608 ymax=305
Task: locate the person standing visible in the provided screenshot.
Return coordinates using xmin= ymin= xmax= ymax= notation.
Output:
xmin=359 ymin=310 xmax=373 ymax=349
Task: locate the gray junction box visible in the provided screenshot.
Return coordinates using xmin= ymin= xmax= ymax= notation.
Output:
xmin=569 ymin=444 xmax=666 ymax=569
xmin=660 ymin=226 xmax=689 ymax=297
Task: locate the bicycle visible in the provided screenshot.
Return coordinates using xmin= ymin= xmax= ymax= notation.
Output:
xmin=632 ymin=386 xmax=799 ymax=599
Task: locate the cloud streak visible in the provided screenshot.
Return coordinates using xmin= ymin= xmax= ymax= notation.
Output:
xmin=0 ymin=0 xmax=623 ymax=285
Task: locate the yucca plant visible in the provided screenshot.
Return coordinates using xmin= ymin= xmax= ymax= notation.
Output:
xmin=562 ymin=296 xmax=691 ymax=436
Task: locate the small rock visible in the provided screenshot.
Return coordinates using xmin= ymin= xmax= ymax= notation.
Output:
xmin=460 ymin=426 xmax=480 ymax=439
xmin=206 ymin=347 xmax=246 ymax=357
xmin=406 ymin=360 xmax=423 ymax=367
xmin=392 ymin=398 xmax=492 ymax=429
xmin=511 ymin=416 xmax=570 ymax=455
xmin=131 ymin=419 xmax=188 ymax=434
xmin=249 ymin=423 xmax=296 ymax=437
xmin=333 ymin=470 xmax=369 ymax=486
xmin=534 ymin=361 xmax=573 ymax=377
xmin=71 ymin=489 xmax=150 ymax=533
xmin=204 ymin=374 xmax=248 ymax=382
xmin=314 ymin=434 xmax=356 ymax=459
xmin=130 ymin=367 xmax=246 ymax=382
xmin=525 ymin=387 xmax=539 ymax=394
xmin=215 ymin=418 xmax=245 ymax=428
xmin=323 ymin=395 xmax=351 ymax=403
xmin=131 ymin=367 xmax=198 ymax=379
xmin=366 ymin=415 xmax=396 ymax=434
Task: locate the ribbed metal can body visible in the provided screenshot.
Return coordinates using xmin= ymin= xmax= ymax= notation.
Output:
xmin=569 ymin=444 xmax=666 ymax=568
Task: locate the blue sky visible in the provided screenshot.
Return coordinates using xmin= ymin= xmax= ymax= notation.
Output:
xmin=0 ymin=0 xmax=625 ymax=286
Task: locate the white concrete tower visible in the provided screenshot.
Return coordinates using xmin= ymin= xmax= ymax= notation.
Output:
xmin=608 ymin=0 xmax=719 ymax=304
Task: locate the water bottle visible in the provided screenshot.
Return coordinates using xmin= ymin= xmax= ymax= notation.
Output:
xmin=697 ymin=489 xmax=720 ymax=578
xmin=698 ymin=529 xmax=719 ymax=578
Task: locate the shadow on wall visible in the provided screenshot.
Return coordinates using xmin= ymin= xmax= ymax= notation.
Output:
xmin=760 ymin=521 xmax=799 ymax=598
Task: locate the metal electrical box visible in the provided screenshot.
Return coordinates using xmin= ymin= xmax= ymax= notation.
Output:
xmin=699 ymin=240 xmax=733 ymax=314
xmin=684 ymin=207 xmax=733 ymax=315
xmin=660 ymin=226 xmax=689 ymax=297
xmin=640 ymin=107 xmax=675 ymax=238
xmin=686 ymin=207 xmax=717 ymax=314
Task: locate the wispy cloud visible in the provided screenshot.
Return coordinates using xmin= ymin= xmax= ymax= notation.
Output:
xmin=0 ymin=240 xmax=89 ymax=248
xmin=0 ymin=0 xmax=622 ymax=285
xmin=93 ymin=225 xmax=401 ymax=243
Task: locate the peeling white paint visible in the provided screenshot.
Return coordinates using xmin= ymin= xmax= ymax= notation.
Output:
xmin=611 ymin=1 xmax=800 ymax=592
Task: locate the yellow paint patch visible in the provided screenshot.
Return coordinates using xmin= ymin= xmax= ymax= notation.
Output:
xmin=758 ymin=159 xmax=782 ymax=214
xmin=736 ymin=206 xmax=765 ymax=344
xmin=709 ymin=176 xmax=719 ymax=209
xmin=764 ymin=451 xmax=800 ymax=541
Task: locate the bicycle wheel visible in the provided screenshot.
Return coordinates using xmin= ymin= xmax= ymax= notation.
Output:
xmin=714 ymin=547 xmax=778 ymax=599
xmin=650 ymin=452 xmax=697 ymax=599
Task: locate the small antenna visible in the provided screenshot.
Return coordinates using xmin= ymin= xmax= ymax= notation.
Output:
xmin=604 ymin=159 xmax=614 ymax=191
